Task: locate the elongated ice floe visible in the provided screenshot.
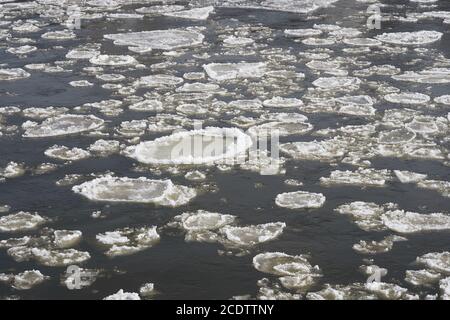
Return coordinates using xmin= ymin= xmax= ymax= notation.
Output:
xmin=104 ymin=289 xmax=141 ymax=300
xmin=0 ymin=212 xmax=46 ymax=233
xmin=164 ymin=6 xmax=214 ymax=20
xmin=275 ymin=191 xmax=326 ymax=209
xmin=220 ymin=222 xmax=286 ymax=247
xmin=72 ymin=176 xmax=196 ymax=207
xmin=417 ymin=252 xmax=450 ymax=274
xmin=376 ymin=31 xmax=443 ymax=46
xmin=125 ymin=127 xmax=253 ymax=165
xmin=0 ymin=270 xmax=48 ymax=290
xmin=0 ymin=68 xmax=30 ymax=81
xmin=381 ymin=210 xmax=450 ymax=234
xmin=104 ymin=29 xmax=204 ymax=50
xmin=203 ymin=62 xmax=267 ymax=81
xmin=320 ymin=169 xmax=392 ymax=187
xmin=44 ymin=145 xmax=91 ymax=161
xmin=23 ymin=114 xmax=104 ymax=138
xmin=31 ymin=248 xmax=90 ymax=267
xmin=393 ymin=68 xmax=450 ymax=84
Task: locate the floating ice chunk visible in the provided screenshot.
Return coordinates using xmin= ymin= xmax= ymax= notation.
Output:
xmin=364 ymin=282 xmax=409 ymax=300
xmin=280 ymin=139 xmax=346 ymax=162
xmin=70 ymin=80 xmax=93 ymax=87
xmin=353 ymin=235 xmax=407 ymax=254
xmin=66 ymin=49 xmax=99 ymax=60
xmin=376 ymin=31 xmax=443 ymax=46
xmin=164 ymin=6 xmax=214 ymax=20
xmin=23 ymin=114 xmax=104 ymax=138
xmin=435 ymin=95 xmax=450 ymax=105
xmin=96 ymin=226 xmax=160 ymax=257
xmin=417 ymin=180 xmax=450 ymax=198
xmin=41 ymin=30 xmax=76 ymax=40
xmin=394 ymin=170 xmax=427 ymax=183
xmin=135 ymin=74 xmax=183 ymax=88
xmin=384 ymin=92 xmax=430 ymax=105
xmin=184 ymin=170 xmax=206 ymax=181
xmin=126 ymin=127 xmax=252 ymax=165
xmin=0 ymin=68 xmax=30 ymax=81
xmin=284 ymin=29 xmax=322 ymax=38
xmin=203 ymin=62 xmax=267 ymax=81
xmin=312 ymin=77 xmax=361 ymax=89
xmin=378 ymin=128 xmax=416 ymax=145
xmin=343 ymin=38 xmax=381 ymax=47
xmin=140 ymin=283 xmax=156 ymax=297
xmin=275 ymin=191 xmax=325 ymax=209
xmin=302 ymin=38 xmax=335 ymax=46
xmin=405 ymin=269 xmax=441 ymax=287
xmin=31 ymin=248 xmax=90 ymax=267
xmin=45 ymin=145 xmax=91 ymax=161
xmin=105 ymin=29 xmax=204 ymax=50
xmin=136 ymin=5 xmax=185 ymax=15
xmin=4 ymin=270 xmax=48 ymax=290
xmin=336 ymin=201 xmax=390 ymax=231
xmin=320 ymin=168 xmax=392 ymax=187
xmin=417 ymin=252 xmax=450 ymax=274
xmin=440 ymin=277 xmax=450 ymax=300
xmin=0 ymin=212 xmax=46 ymax=233
xmin=256 ymin=278 xmax=302 ymax=300
xmin=177 ymin=82 xmax=220 ymax=93
xmin=7 ymin=45 xmax=37 ymax=55
xmin=89 ymin=54 xmax=138 ymax=66
xmin=405 ymin=117 xmax=441 ymax=134
xmin=263 ymin=97 xmax=303 ymax=108
xmin=307 ymin=283 xmax=376 ymax=300
xmin=174 ymin=210 xmax=236 ymax=234
xmin=255 ymin=0 xmax=339 ymax=14
xmin=223 ymin=36 xmax=255 ymax=46
xmin=73 ymin=176 xmax=196 ymax=207
xmin=0 ymin=162 xmax=25 ymax=179
xmin=249 ymin=121 xmax=313 ymax=137
xmin=393 ymin=68 xmax=450 ymax=84
xmin=220 ymin=222 xmax=286 ymax=247
xmin=382 ymin=210 xmax=450 ymax=234
xmin=89 ymin=140 xmax=120 ymax=155
xmin=104 ymin=289 xmax=140 ymax=300
xmin=54 ymin=230 xmax=82 ymax=249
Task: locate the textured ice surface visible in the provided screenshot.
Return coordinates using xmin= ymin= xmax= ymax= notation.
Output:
xmin=405 ymin=269 xmax=441 ymax=287
xmin=203 ymin=62 xmax=267 ymax=81
xmin=0 ymin=68 xmax=30 ymax=81
xmin=45 ymin=145 xmax=91 ymax=161
xmin=384 ymin=92 xmax=430 ymax=105
xmin=105 ymin=29 xmax=204 ymax=50
xmin=164 ymin=6 xmax=214 ymax=20
xmin=126 ymin=127 xmax=252 ymax=165
xmin=104 ymin=289 xmax=140 ymax=300
xmin=382 ymin=210 xmax=450 ymax=234
xmin=89 ymin=55 xmax=138 ymax=66
xmin=31 ymin=248 xmax=90 ymax=267
xmin=393 ymin=68 xmax=450 ymax=84
xmin=417 ymin=252 xmax=450 ymax=274
xmin=220 ymin=222 xmax=286 ymax=247
xmin=275 ymin=191 xmax=326 ymax=209
xmin=376 ymin=31 xmax=443 ymax=46
xmin=96 ymin=226 xmax=160 ymax=257
xmin=320 ymin=169 xmax=392 ymax=187
xmin=54 ymin=230 xmax=82 ymax=249
xmin=23 ymin=115 xmax=104 ymax=138
xmin=0 ymin=270 xmax=47 ymax=290
xmin=312 ymin=77 xmax=361 ymax=89
xmin=0 ymin=212 xmax=46 ymax=233
xmin=353 ymin=235 xmax=407 ymax=254
xmin=72 ymin=176 xmax=196 ymax=207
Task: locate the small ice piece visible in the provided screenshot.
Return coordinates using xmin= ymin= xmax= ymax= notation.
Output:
xmin=275 ymin=191 xmax=326 ymax=209
xmin=44 ymin=145 xmax=91 ymax=161
xmin=384 ymin=92 xmax=430 ymax=105
xmin=394 ymin=170 xmax=427 ymax=183
xmin=126 ymin=127 xmax=252 ymax=165
xmin=180 ymin=211 xmax=236 ymax=232
xmin=223 ymin=36 xmax=254 ymax=46
xmin=54 ymin=230 xmax=82 ymax=248
xmin=104 ymin=289 xmax=141 ymax=300
xmin=440 ymin=277 xmax=450 ymax=300
xmin=7 ymin=45 xmax=37 ymax=55
xmin=280 ymin=139 xmax=346 ymax=162
xmin=376 ymin=31 xmax=443 ymax=46
xmin=417 ymin=252 xmax=450 ymax=274
xmin=89 ymin=55 xmax=138 ymax=66
xmin=0 ymin=162 xmax=26 ymax=178
xmin=353 ymin=235 xmax=407 ymax=254
xmin=320 ymin=168 xmax=392 ymax=187
xmin=312 ymin=77 xmax=361 ymax=89
xmin=135 ymin=74 xmax=183 ymax=88
xmin=0 ymin=68 xmax=30 ymax=81
xmin=104 ymin=29 xmax=204 ymax=51
xmin=364 ymin=282 xmax=409 ymax=300
xmin=405 ymin=269 xmax=441 ymax=287
xmin=184 ymin=170 xmax=206 ymax=181
xmin=164 ymin=6 xmax=214 ymax=20
xmin=96 ymin=226 xmax=160 ymax=257
xmin=23 ymin=114 xmax=104 ymax=138
xmin=343 ymin=38 xmax=382 ymax=47
xmin=31 ymin=248 xmax=90 ymax=267
xmin=139 ymin=283 xmax=155 ymax=297
xmin=73 ymin=176 xmax=196 ymax=207
xmin=203 ymin=62 xmax=267 ymax=81
xmin=0 ymin=212 xmax=46 ymax=233
xmin=70 ymin=80 xmax=93 ymax=87
xmin=66 ymin=49 xmax=99 ymax=60
xmin=220 ymin=222 xmax=286 ymax=247
xmin=381 ymin=210 xmax=450 ymax=234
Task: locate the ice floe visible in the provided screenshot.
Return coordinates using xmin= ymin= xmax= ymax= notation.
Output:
xmin=203 ymin=62 xmax=267 ymax=81
xmin=275 ymin=191 xmax=326 ymax=209
xmin=104 ymin=289 xmax=140 ymax=300
xmin=382 ymin=210 xmax=450 ymax=234
xmin=23 ymin=115 xmax=104 ymax=138
xmin=72 ymin=176 xmax=196 ymax=207
xmin=0 ymin=68 xmax=30 ymax=81
xmin=376 ymin=31 xmax=443 ymax=46
xmin=0 ymin=212 xmax=46 ymax=233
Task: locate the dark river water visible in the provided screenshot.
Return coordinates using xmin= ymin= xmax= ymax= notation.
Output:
xmin=0 ymin=0 xmax=449 ymax=300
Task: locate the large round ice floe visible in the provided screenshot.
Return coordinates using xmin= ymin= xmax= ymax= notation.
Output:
xmin=104 ymin=29 xmax=204 ymax=50
xmin=0 ymin=68 xmax=30 ymax=81
xmin=376 ymin=31 xmax=443 ymax=46
xmin=72 ymin=176 xmax=196 ymax=207
xmin=23 ymin=114 xmax=104 ymax=138
xmin=384 ymin=92 xmax=430 ymax=105
xmin=126 ymin=127 xmax=253 ymax=165
xmin=89 ymin=54 xmax=138 ymax=66
xmin=220 ymin=222 xmax=286 ymax=247
xmin=180 ymin=211 xmax=236 ymax=232
xmin=275 ymin=191 xmax=326 ymax=209
xmin=203 ymin=62 xmax=267 ymax=81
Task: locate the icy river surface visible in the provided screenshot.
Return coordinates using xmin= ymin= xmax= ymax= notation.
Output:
xmin=0 ymin=0 xmax=450 ymax=300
